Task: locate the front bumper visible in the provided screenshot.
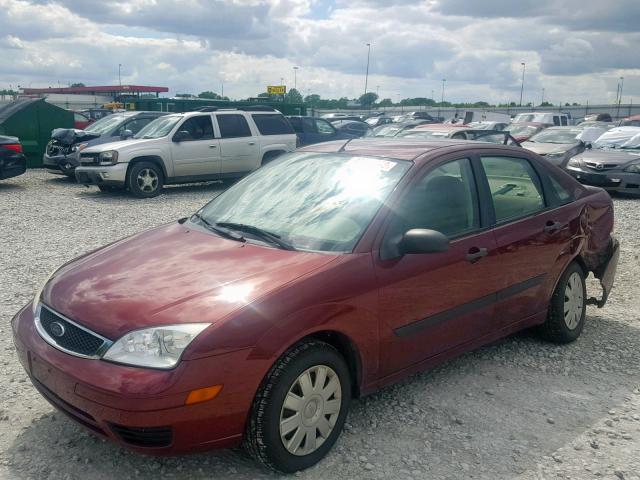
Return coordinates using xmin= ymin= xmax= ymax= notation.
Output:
xmin=43 ymin=152 xmax=80 ymax=175
xmin=0 ymin=153 xmax=26 ymax=180
xmin=566 ymin=166 xmax=640 ymax=195
xmin=75 ymin=163 xmax=128 ymax=187
xmin=11 ymin=303 xmax=264 ymax=454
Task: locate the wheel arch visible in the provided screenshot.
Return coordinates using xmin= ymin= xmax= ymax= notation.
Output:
xmin=127 ymin=155 xmax=168 ymax=179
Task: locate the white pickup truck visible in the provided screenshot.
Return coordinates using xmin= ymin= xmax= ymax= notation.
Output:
xmin=75 ymin=107 xmax=297 ymax=197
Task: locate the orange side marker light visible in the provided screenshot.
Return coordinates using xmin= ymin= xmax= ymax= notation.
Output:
xmin=185 ymin=385 xmax=223 ymax=405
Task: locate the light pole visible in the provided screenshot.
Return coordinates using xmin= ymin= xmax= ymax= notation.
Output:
xmin=541 ymin=87 xmax=545 ymax=106
xmin=118 ymin=63 xmax=122 ymax=88
xmin=441 ymin=79 xmax=446 ymax=104
xmin=376 ymin=85 xmax=380 ymax=96
xmin=364 ymin=43 xmax=371 ymax=98
xmin=617 ymin=76 xmax=624 ymax=118
xmin=221 ymin=81 xmax=224 ymax=98
xmin=519 ymin=62 xmax=526 ymax=107
xmin=293 ymin=66 xmax=298 ymax=90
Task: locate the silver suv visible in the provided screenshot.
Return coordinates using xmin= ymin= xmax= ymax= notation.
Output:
xmin=75 ymin=107 xmax=296 ymax=197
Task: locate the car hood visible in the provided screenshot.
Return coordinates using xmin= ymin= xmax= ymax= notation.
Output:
xmin=42 ymin=222 xmax=338 ymax=339
xmin=574 ymin=149 xmax=640 ymax=166
xmin=81 ymin=137 xmax=160 ymax=153
xmin=522 ymin=142 xmax=574 ymax=155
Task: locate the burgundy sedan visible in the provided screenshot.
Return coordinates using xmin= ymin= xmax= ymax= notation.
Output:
xmin=12 ymin=139 xmax=619 ymax=472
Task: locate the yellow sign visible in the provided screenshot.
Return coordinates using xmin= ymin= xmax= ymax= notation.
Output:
xmin=267 ymin=85 xmax=286 ymax=95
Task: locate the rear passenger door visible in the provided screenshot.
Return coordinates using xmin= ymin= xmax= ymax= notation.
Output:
xmin=479 ymin=154 xmax=577 ymax=328
xmin=171 ymin=115 xmax=220 ymax=177
xmin=215 ymin=114 xmax=259 ymax=174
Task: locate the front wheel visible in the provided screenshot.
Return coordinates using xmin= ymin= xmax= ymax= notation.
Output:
xmin=539 ymin=262 xmax=586 ymax=343
xmin=126 ymin=161 xmax=164 ymax=198
xmin=245 ymin=341 xmax=351 ymax=473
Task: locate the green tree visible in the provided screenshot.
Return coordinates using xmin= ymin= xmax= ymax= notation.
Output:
xmin=285 ymin=88 xmax=303 ymax=104
xmin=539 ymin=101 xmax=553 ymax=107
xmin=198 ymin=91 xmax=222 ymax=99
xmin=377 ymin=98 xmax=393 ymax=107
xmin=70 ymin=82 xmax=85 ymax=88
xmin=304 ymin=94 xmax=321 ymax=106
xmin=359 ymin=92 xmax=379 ymax=107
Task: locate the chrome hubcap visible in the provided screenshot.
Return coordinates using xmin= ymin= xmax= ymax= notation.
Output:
xmin=279 ymin=365 xmax=342 ymax=456
xmin=564 ymin=272 xmax=584 ymax=330
xmin=136 ymin=168 xmax=158 ymax=192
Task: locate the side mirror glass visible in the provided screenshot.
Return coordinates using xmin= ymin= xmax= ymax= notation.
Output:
xmin=173 ymin=130 xmax=190 ymax=142
xmin=120 ymin=129 xmax=133 ymax=140
xmin=400 ymin=229 xmax=449 ymax=255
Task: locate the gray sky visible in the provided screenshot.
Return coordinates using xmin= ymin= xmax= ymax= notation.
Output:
xmin=0 ymin=0 xmax=638 ymax=104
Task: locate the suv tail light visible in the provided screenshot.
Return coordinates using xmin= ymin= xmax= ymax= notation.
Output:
xmin=3 ymin=143 xmax=23 ymax=153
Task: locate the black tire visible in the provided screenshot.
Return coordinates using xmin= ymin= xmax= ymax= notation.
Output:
xmin=126 ymin=161 xmax=164 ymax=198
xmin=538 ymin=262 xmax=586 ymax=343
xmin=245 ymin=340 xmax=352 ymax=473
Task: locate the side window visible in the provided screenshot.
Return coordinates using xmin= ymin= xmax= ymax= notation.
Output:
xmin=177 ymin=115 xmax=214 ymax=140
xmin=395 ymin=158 xmax=480 ymax=238
xmin=560 ymin=116 xmax=568 ymax=126
xmin=481 ymin=156 xmax=545 ymax=222
xmin=288 ymin=117 xmax=302 ymax=133
xmin=315 ymin=119 xmax=335 ymax=135
xmin=553 ymin=116 xmax=560 ymax=126
xmin=549 ymin=175 xmax=572 ymax=204
xmin=216 ymin=114 xmax=252 ymax=138
xmin=302 ymin=118 xmax=317 ymax=133
xmin=251 ymin=114 xmax=295 ymax=135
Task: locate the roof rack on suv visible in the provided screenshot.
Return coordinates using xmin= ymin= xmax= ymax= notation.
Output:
xmin=196 ymin=107 xmax=219 ymax=112
xmin=194 ymin=106 xmax=278 ymax=113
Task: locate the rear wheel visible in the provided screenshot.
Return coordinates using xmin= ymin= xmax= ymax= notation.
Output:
xmin=127 ymin=161 xmax=163 ymax=198
xmin=245 ymin=340 xmax=351 ymax=473
xmin=539 ymin=262 xmax=586 ymax=343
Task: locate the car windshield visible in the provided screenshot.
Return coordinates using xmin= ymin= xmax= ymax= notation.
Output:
xmin=84 ymin=114 xmax=126 ymax=135
xmin=513 ymin=114 xmax=537 ymax=123
xmin=397 ymin=129 xmax=450 ymax=138
xmin=134 ymin=115 xmax=182 ymax=139
xmin=198 ymin=152 xmax=411 ymax=252
xmin=507 ymin=125 xmax=537 ymax=136
xmin=528 ymin=129 xmax=581 ymax=144
xmin=367 ymin=125 xmax=402 ymax=137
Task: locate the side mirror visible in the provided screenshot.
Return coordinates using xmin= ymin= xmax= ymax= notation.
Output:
xmin=400 ymin=229 xmax=449 ymax=255
xmin=173 ymin=130 xmax=190 ymax=142
xmin=120 ymin=129 xmax=133 ymax=140
xmin=586 ymin=142 xmax=592 ymax=150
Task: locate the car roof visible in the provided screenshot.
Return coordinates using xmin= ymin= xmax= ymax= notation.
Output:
xmin=297 ymin=138 xmax=522 ymax=162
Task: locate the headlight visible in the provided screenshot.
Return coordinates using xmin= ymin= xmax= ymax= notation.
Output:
xmin=623 ymin=162 xmax=640 ymax=173
xmin=102 ymin=323 xmax=210 ymax=369
xmin=568 ymin=157 xmax=582 ymax=167
xmin=98 ymin=150 xmax=119 ymax=165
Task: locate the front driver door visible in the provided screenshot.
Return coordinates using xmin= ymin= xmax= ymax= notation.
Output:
xmin=375 ymin=156 xmax=502 ymax=377
xmin=171 ymin=114 xmax=220 ymax=177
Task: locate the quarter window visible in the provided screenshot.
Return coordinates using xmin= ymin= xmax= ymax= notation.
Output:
xmin=216 ymin=114 xmax=252 ymax=138
xmin=252 ymin=114 xmax=295 ymax=135
xmin=481 ymin=156 xmax=545 ymax=222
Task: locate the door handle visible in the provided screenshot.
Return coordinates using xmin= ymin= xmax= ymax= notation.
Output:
xmin=465 ymin=247 xmax=488 ymax=263
xmin=208 ymin=145 xmax=217 ymax=148
xmin=248 ymin=142 xmax=256 ymax=145
xmin=544 ymin=221 xmax=562 ymax=234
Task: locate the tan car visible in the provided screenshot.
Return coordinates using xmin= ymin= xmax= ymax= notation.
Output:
xmin=75 ymin=107 xmax=297 ymax=197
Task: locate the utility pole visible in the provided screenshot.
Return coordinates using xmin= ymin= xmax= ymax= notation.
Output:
xmin=541 ymin=87 xmax=545 ymax=106
xmin=118 ymin=64 xmax=122 ymax=88
xmin=617 ymin=76 xmax=624 ymax=119
xmin=221 ymin=81 xmax=224 ymax=98
xmin=293 ymin=66 xmax=298 ymax=90
xmin=364 ymin=43 xmax=371 ymax=98
xmin=441 ymin=79 xmax=446 ymax=104
xmin=519 ymin=62 xmax=526 ymax=107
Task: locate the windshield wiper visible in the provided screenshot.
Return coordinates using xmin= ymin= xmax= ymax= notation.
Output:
xmin=215 ymin=222 xmax=296 ymax=251
xmin=191 ymin=214 xmax=246 ymax=242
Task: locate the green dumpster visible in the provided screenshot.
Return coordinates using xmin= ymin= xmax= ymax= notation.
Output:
xmin=0 ymin=98 xmax=74 ymax=167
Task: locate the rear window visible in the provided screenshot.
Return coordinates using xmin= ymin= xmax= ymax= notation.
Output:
xmin=252 ymin=114 xmax=294 ymax=135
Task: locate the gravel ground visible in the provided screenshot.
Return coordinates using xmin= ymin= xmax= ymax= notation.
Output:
xmin=1 ymin=170 xmax=639 ymax=480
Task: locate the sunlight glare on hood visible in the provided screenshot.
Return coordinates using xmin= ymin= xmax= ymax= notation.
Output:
xmin=217 ymin=284 xmax=254 ymax=304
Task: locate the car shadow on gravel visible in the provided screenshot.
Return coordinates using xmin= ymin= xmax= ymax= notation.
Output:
xmin=5 ymin=315 xmax=640 ymax=479
xmin=0 ymin=183 xmax=25 ymax=191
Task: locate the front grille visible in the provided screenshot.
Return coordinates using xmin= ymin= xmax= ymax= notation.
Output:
xmin=46 ymin=140 xmax=72 ymax=157
xmin=109 ymin=424 xmax=173 ymax=448
xmin=80 ymin=152 xmax=99 ymax=165
xmin=38 ymin=305 xmax=109 ymax=357
xmin=584 ymin=161 xmax=618 ymax=170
